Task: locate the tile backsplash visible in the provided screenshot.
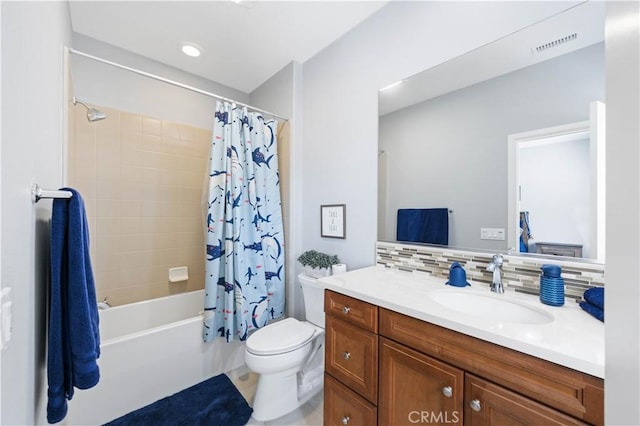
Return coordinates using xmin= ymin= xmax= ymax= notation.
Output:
xmin=376 ymin=241 xmax=605 ymax=301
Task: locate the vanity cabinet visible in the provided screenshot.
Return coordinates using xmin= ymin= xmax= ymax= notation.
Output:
xmin=535 ymin=242 xmax=583 ymax=258
xmin=324 ymin=291 xmax=379 ymax=425
xmin=379 ymin=308 xmax=603 ymax=425
xmin=324 ymin=290 xmax=604 ymax=426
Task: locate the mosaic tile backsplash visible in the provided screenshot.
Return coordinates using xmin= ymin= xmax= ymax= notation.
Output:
xmin=376 ymin=241 xmax=605 ymax=301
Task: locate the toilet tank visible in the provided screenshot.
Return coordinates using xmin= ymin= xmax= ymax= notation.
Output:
xmin=299 ymin=273 xmax=326 ymax=328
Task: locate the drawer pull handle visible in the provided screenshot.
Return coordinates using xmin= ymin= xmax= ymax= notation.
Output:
xmin=442 ymin=386 xmax=453 ymax=398
xmin=342 ymin=306 xmax=350 ymax=314
xmin=469 ymin=399 xmax=482 ymax=412
xmin=342 ymin=416 xmax=350 ymax=425
xmin=343 ymin=351 xmax=351 ymax=360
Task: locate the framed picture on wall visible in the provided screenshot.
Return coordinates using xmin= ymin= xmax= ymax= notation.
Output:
xmin=321 ymin=204 xmax=346 ymax=239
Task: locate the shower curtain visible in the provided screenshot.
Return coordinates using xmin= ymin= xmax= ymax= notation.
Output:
xmin=203 ymin=101 xmax=285 ymax=342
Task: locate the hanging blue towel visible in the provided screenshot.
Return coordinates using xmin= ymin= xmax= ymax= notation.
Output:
xmin=583 ymin=287 xmax=604 ymax=311
xmin=397 ymin=208 xmax=449 ymax=245
xmin=47 ymin=188 xmax=100 ymax=424
xmin=519 ymin=211 xmax=533 ymax=253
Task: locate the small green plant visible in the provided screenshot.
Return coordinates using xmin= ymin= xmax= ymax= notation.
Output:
xmin=297 ymin=250 xmax=340 ymax=269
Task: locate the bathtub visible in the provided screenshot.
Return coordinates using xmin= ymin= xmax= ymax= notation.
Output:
xmin=58 ymin=290 xmax=246 ymax=425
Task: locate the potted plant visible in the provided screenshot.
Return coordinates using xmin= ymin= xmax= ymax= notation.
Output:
xmin=297 ymin=250 xmax=340 ymax=278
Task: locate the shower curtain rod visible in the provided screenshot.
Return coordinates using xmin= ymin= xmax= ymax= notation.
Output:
xmin=68 ymin=47 xmax=289 ymax=121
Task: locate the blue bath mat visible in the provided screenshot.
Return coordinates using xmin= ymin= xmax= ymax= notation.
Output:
xmin=104 ymin=374 xmax=252 ymax=426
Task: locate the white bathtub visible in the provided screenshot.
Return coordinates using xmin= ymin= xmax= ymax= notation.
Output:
xmin=57 ymin=290 xmax=246 ymax=425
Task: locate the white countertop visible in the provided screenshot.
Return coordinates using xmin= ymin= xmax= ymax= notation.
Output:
xmin=318 ymin=266 xmax=605 ymax=379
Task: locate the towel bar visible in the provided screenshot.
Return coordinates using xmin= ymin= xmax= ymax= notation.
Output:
xmin=32 ymin=184 xmax=73 ymax=203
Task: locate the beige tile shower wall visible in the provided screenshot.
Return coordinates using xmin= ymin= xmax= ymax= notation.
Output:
xmin=277 ymin=121 xmax=290 ymax=286
xmin=69 ymin=105 xmax=211 ymax=306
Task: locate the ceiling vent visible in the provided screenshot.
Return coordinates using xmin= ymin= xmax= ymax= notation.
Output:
xmin=533 ymin=33 xmax=578 ymax=54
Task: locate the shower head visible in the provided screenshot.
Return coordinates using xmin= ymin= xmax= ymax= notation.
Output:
xmin=72 ymin=96 xmax=106 ymax=122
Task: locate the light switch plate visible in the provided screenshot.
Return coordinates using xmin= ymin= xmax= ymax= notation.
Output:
xmin=481 ymin=228 xmax=505 ymax=240
xmin=0 ymin=287 xmax=12 ymax=350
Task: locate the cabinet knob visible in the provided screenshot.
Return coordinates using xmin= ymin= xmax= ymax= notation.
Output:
xmin=342 ymin=416 xmax=350 ymax=425
xmin=469 ymin=399 xmax=482 ymax=412
xmin=343 ymin=351 xmax=351 ymax=360
xmin=342 ymin=306 xmax=350 ymax=314
xmin=441 ymin=386 xmax=453 ymax=398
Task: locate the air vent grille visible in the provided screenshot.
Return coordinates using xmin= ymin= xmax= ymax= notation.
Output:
xmin=534 ymin=33 xmax=578 ymax=53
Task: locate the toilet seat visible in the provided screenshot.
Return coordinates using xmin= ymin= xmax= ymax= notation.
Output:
xmin=247 ymin=317 xmax=317 ymax=356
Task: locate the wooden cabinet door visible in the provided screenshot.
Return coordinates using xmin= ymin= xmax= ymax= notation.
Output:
xmin=379 ymin=337 xmax=464 ymax=426
xmin=464 ymin=374 xmax=587 ymax=426
xmin=325 ymin=315 xmax=378 ymax=403
xmin=324 ymin=374 xmax=377 ymax=426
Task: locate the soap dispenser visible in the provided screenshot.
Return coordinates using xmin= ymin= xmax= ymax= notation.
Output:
xmin=445 ymin=262 xmax=470 ymax=287
xmin=540 ymin=264 xmax=564 ymax=306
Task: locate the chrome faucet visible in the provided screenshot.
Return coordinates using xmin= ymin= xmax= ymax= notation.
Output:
xmin=486 ymin=254 xmax=504 ymax=294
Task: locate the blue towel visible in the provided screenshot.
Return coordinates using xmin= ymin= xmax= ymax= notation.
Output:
xmin=519 ymin=211 xmax=533 ymax=253
xmin=584 ymin=287 xmax=604 ymax=311
xmin=47 ymin=188 xmax=100 ymax=424
xmin=580 ymin=301 xmax=604 ymax=322
xmin=397 ymin=208 xmax=449 ymax=245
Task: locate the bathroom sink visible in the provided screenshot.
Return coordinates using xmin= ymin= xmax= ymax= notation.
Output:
xmin=430 ymin=291 xmax=554 ymax=325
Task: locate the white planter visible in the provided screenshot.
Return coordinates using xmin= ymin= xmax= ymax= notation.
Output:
xmin=304 ymin=266 xmax=331 ymax=278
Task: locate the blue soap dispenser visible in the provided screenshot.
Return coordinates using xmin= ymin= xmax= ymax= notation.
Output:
xmin=540 ymin=264 xmax=564 ymax=306
xmin=445 ymin=262 xmax=471 ymax=287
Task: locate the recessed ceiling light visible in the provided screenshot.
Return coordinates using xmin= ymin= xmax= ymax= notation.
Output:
xmin=180 ymin=42 xmax=201 ymax=58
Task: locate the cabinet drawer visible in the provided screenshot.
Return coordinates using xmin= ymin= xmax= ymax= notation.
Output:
xmin=380 ymin=308 xmax=603 ymax=425
xmin=324 ymin=373 xmax=377 ymax=426
xmin=379 ymin=338 xmax=463 ymax=426
xmin=325 ymin=290 xmax=378 ymax=333
xmin=465 ymin=374 xmax=587 ymax=425
xmin=325 ymin=315 xmax=378 ymax=403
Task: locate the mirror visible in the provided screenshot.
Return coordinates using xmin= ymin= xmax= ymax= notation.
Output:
xmin=378 ymin=2 xmax=605 ymax=261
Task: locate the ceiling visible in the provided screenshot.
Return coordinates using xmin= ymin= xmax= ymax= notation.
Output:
xmin=69 ymin=1 xmax=388 ymax=94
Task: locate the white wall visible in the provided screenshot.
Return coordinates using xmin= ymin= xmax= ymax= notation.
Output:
xmin=0 ymin=2 xmax=3 ymax=420
xmin=249 ymin=62 xmax=297 ymax=120
xmin=301 ymin=1 xmax=578 ymax=270
xmin=520 ymin=137 xmax=591 ymax=256
xmin=250 ymin=61 xmax=305 ymax=319
xmin=379 ymin=44 xmax=603 ymax=252
xmin=1 ymin=2 xmax=72 ymax=424
xmin=71 ymin=33 xmax=249 ymax=129
xmin=605 ymin=1 xmax=640 ymax=424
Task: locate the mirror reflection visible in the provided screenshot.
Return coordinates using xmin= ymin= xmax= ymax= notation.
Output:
xmin=378 ymin=2 xmax=605 ymax=261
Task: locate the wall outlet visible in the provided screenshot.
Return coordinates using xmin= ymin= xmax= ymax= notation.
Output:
xmin=480 ymin=228 xmax=505 ymax=241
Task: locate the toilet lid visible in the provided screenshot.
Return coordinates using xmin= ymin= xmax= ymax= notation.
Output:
xmin=246 ymin=317 xmax=317 ymax=355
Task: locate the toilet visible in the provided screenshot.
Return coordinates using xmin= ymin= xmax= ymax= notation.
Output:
xmin=245 ymin=273 xmax=326 ymax=422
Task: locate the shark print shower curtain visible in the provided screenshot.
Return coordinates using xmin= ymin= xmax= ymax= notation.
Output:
xmin=203 ymin=101 xmax=285 ymax=342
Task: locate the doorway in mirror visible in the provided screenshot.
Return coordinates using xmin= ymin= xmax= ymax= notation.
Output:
xmin=507 ymin=101 xmax=606 ymax=261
